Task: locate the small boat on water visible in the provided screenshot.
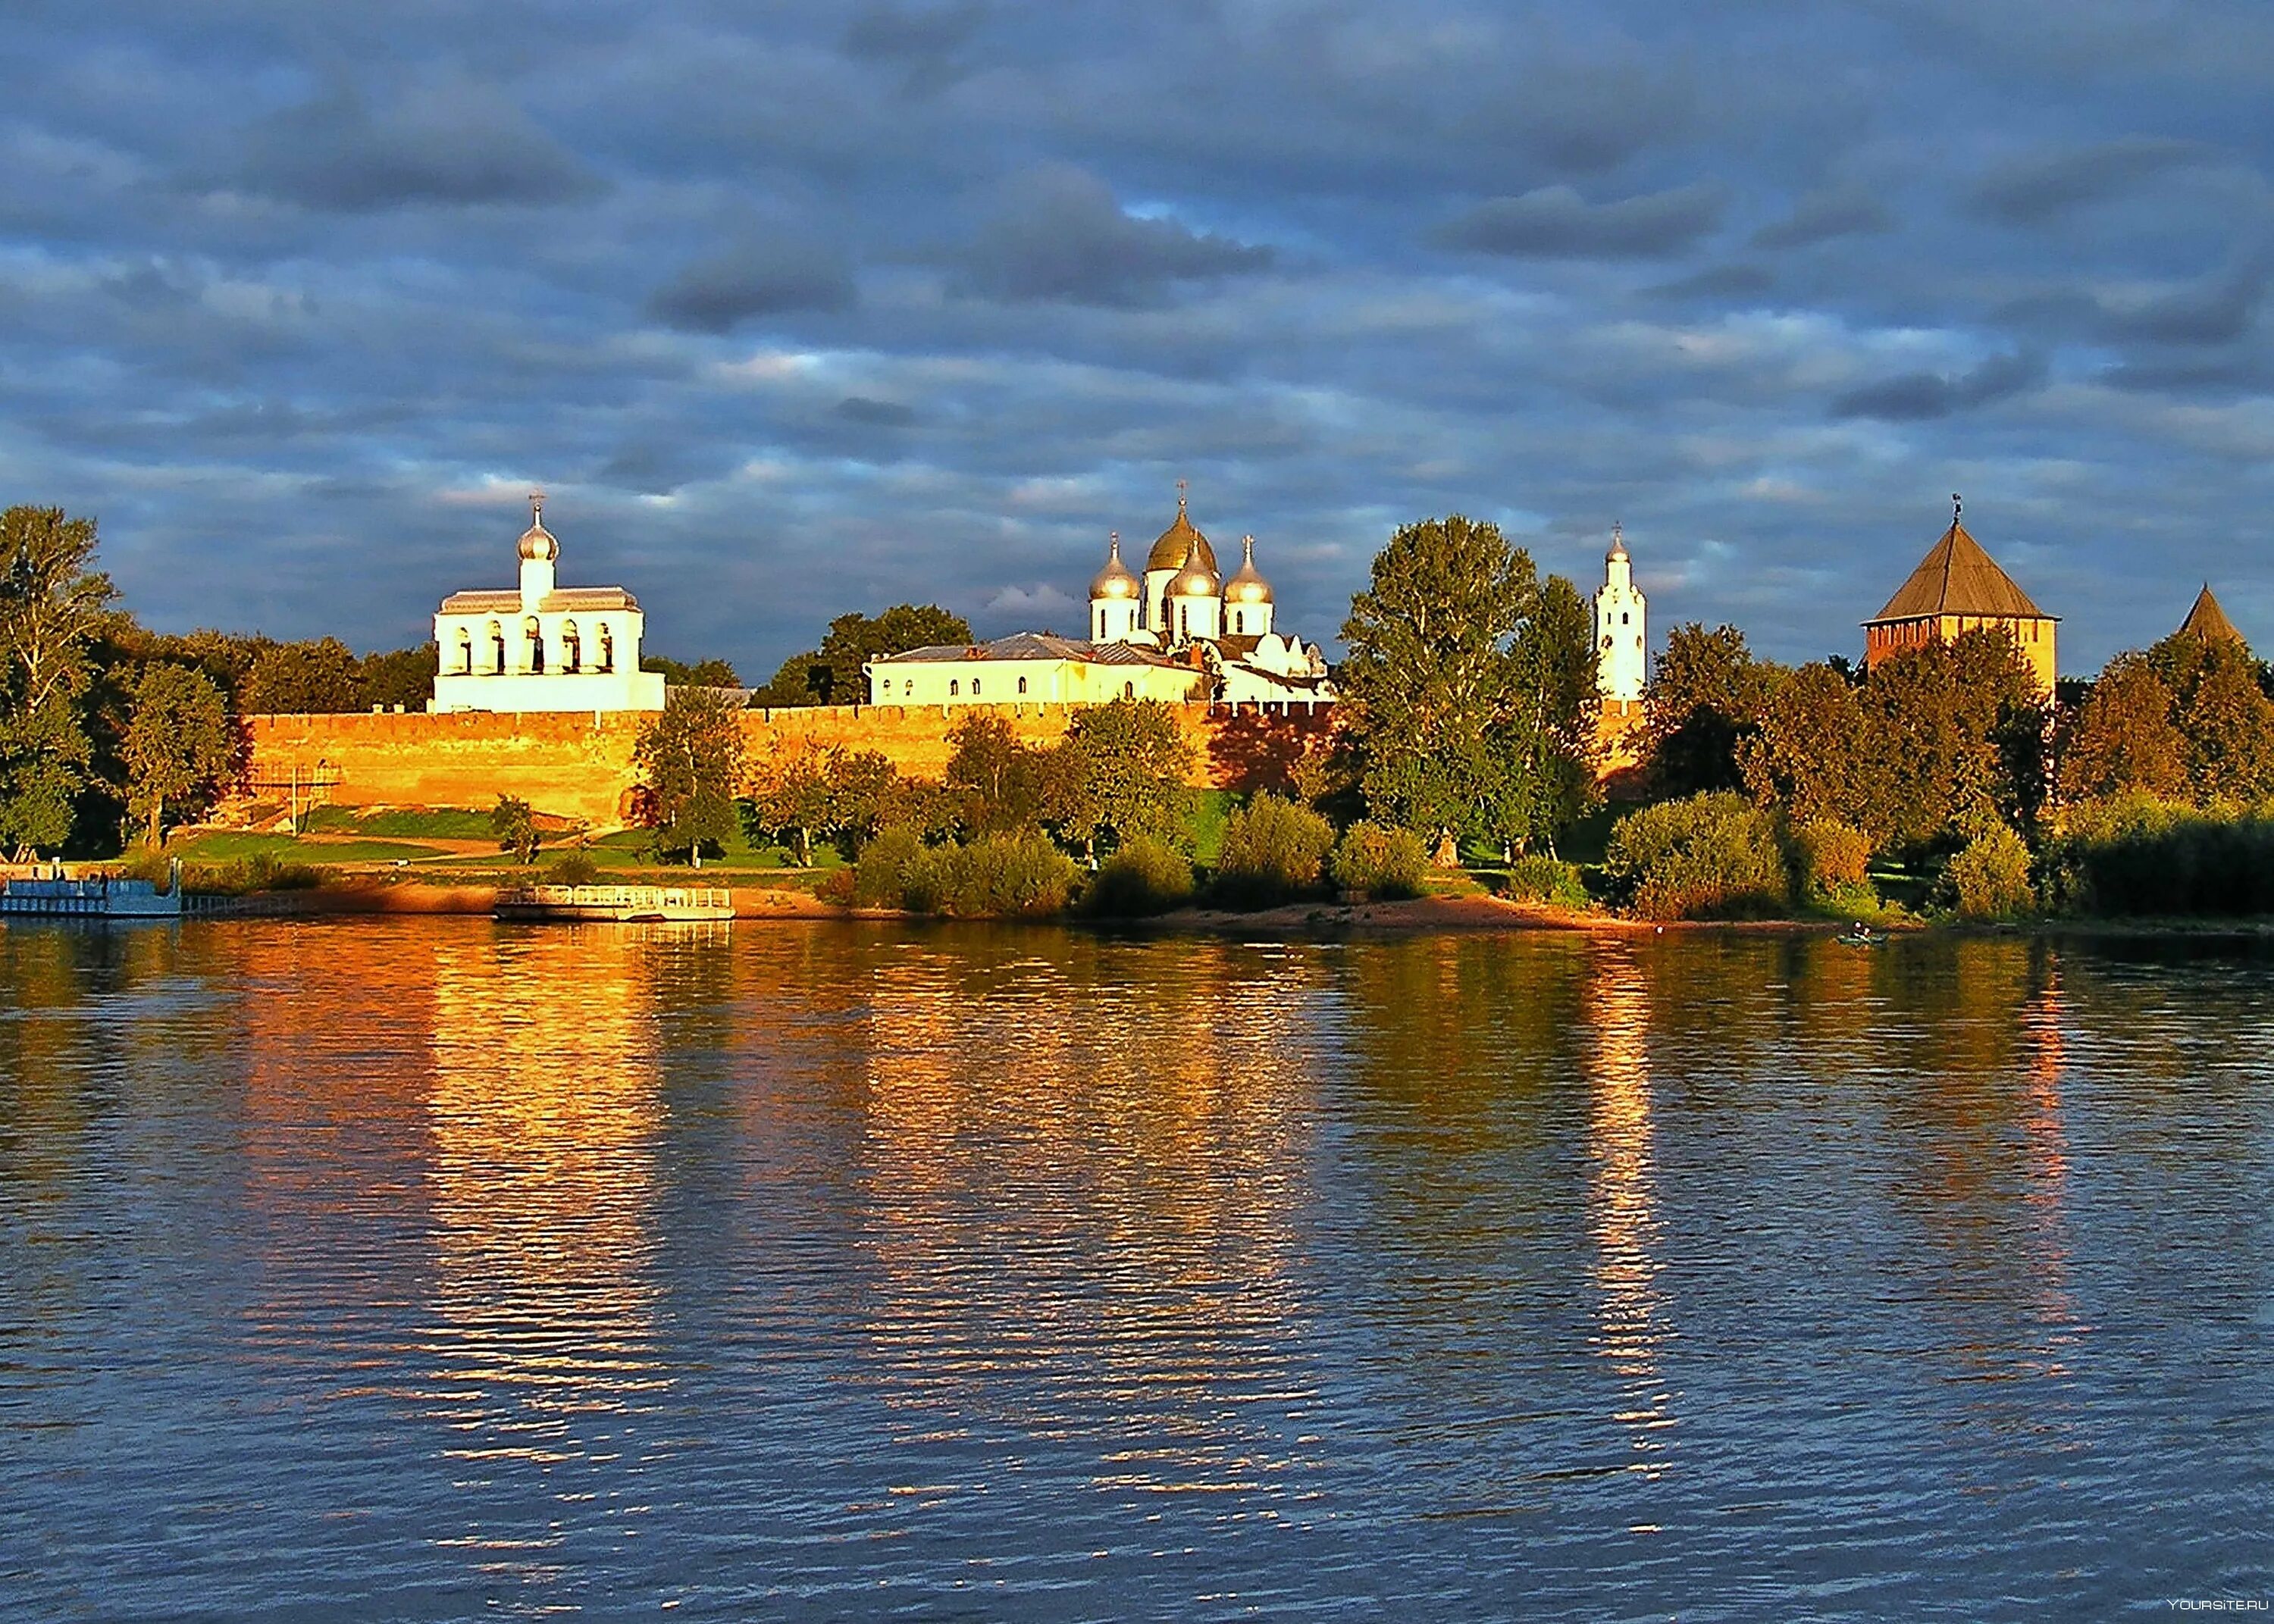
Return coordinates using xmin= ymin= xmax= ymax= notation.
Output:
xmin=1 ymin=865 xmax=183 ymax=919
xmin=493 ymin=883 xmax=735 ymax=924
xmin=1835 ymin=925 xmax=1890 ymax=947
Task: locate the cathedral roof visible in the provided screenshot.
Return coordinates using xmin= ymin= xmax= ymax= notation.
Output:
xmin=1169 ymin=530 xmax=1220 ymax=597
xmin=440 ymin=586 xmax=640 ymax=615
xmin=1867 ymin=519 xmax=2053 ymax=625
xmin=2177 ymin=584 xmax=2246 ymax=647
xmin=517 ymin=493 xmax=558 ymax=562
xmin=1224 ymin=535 xmax=1272 ymax=604
xmin=870 ymin=633 xmax=1183 ymax=668
xmin=1146 ymin=493 xmax=1218 ymax=574
xmin=1089 ymin=533 xmax=1139 ymax=600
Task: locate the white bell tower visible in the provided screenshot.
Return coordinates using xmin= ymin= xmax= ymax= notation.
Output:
xmin=1594 ymin=524 xmax=1646 ymax=704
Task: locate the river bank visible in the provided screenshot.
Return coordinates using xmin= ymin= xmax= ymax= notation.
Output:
xmin=25 ymin=867 xmax=2274 ymax=939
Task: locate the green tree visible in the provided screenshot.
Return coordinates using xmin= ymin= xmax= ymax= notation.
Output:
xmin=1858 ymin=629 xmax=2044 ymax=853
xmin=490 ymin=794 xmax=541 ymax=864
xmin=1644 ymin=623 xmax=1780 ymax=796
xmin=241 ymin=637 xmax=361 ymax=714
xmin=121 ymin=664 xmax=234 ymax=848
xmin=1741 ymin=661 xmax=1873 ymax=831
xmin=0 ymin=506 xmax=114 ymax=856
xmin=747 ymin=746 xmax=901 ymax=863
xmin=1047 ymin=698 xmax=1195 ymax=856
xmin=2144 ymin=631 xmax=2274 ymax=801
xmin=1502 ymin=572 xmax=1602 ymax=853
xmin=820 ymin=605 xmax=972 ymax=704
xmin=633 ymin=688 xmax=746 ymax=862
xmin=944 ymin=712 xmax=1053 ymax=836
xmin=640 ymin=655 xmax=744 ymax=688
xmin=358 ymin=643 xmax=440 ymax=711
xmin=2057 ymin=654 xmax=2188 ymax=804
xmin=1337 ymin=515 xmax=1534 ymax=846
xmin=750 ymin=649 xmax=831 ymax=708
xmin=754 ymin=605 xmax=975 ymax=706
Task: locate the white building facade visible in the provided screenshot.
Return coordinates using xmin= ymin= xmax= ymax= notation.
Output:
xmin=431 ymin=496 xmax=666 ymax=715
xmin=867 ymin=492 xmax=1333 ymax=711
xmin=1593 ymin=524 xmax=1647 ymax=705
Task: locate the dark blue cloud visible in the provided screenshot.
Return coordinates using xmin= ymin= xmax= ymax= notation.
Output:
xmin=3 ymin=1 xmax=2274 ymax=676
xmin=1432 ymin=183 xmax=1728 ymax=260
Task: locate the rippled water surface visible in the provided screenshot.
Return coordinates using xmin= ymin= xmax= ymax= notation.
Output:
xmin=3 ymin=919 xmax=2271 ymax=1620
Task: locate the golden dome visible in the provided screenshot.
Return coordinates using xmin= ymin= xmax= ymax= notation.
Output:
xmin=1089 ymin=532 xmax=1139 ymax=599
xmin=517 ymin=493 xmax=557 ymax=562
xmin=1146 ymin=489 xmax=1218 ymax=574
xmin=1170 ymin=531 xmax=1220 ymax=598
xmin=1607 ymin=521 xmax=1627 ymax=563
xmin=1224 ymin=534 xmax=1272 ymax=605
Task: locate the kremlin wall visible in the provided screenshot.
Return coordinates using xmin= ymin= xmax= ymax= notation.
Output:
xmin=240 ymin=701 xmax=1335 ymax=828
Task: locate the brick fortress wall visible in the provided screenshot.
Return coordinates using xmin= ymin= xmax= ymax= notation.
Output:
xmin=240 ymin=703 xmax=1337 ymax=827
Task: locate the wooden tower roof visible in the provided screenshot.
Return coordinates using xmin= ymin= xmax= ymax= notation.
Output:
xmin=2178 ymin=584 xmax=2246 ymax=646
xmin=1867 ymin=519 xmax=2053 ymax=625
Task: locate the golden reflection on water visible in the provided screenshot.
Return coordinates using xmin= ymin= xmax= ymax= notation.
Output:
xmin=849 ymin=936 xmax=1326 ymax=1507
xmin=1583 ymin=941 xmax=1675 ymax=1479
xmin=417 ymin=925 xmax=678 ymax=1573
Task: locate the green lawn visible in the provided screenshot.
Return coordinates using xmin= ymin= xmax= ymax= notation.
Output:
xmin=302 ymin=806 xmax=525 ymax=840
xmin=172 ymin=831 xmax=450 ymax=864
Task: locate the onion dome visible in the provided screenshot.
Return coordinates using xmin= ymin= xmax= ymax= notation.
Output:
xmin=1089 ymin=531 xmax=1139 ymax=600
xmin=1146 ymin=486 xmax=1219 ymax=574
xmin=517 ymin=493 xmax=558 ymax=562
xmin=1170 ymin=530 xmax=1220 ymax=598
xmin=1607 ymin=521 xmax=1627 ymax=563
xmin=1224 ymin=534 xmax=1273 ymax=605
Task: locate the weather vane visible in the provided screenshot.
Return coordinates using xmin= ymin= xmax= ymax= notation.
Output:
xmin=1952 ymin=492 xmax=1962 ymax=523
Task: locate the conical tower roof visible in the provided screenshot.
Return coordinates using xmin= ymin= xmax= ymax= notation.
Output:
xmin=1868 ymin=518 xmax=2050 ymax=624
xmin=2178 ymin=584 xmax=2246 ymax=646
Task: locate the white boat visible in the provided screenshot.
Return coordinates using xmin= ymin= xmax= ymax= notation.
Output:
xmin=1 ymin=870 xmax=183 ymax=918
xmin=493 ymin=883 xmax=735 ymax=923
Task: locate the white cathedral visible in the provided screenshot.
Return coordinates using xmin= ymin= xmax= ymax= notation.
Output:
xmin=866 ymin=490 xmax=1334 ymax=710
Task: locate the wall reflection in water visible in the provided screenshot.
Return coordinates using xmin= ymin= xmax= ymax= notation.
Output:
xmin=419 ymin=928 xmax=675 ymax=1494
xmin=844 ymin=934 xmax=1331 ymax=1512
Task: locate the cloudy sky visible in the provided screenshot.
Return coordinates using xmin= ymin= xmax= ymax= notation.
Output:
xmin=8 ymin=1 xmax=2273 ymax=677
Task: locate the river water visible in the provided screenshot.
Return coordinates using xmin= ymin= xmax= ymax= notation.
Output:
xmin=1 ymin=919 xmax=2269 ymax=1620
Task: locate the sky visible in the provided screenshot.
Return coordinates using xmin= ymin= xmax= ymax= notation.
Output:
xmin=7 ymin=1 xmax=2274 ymax=681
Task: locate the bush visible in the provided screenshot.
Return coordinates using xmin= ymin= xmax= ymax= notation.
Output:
xmin=546 ymin=851 xmax=600 ymax=887
xmin=1605 ymin=792 xmax=1789 ymax=920
xmin=1791 ymin=818 xmax=1870 ymax=890
xmin=182 ymin=853 xmax=323 ymax=896
xmin=856 ymin=828 xmax=1077 ymax=918
xmin=1214 ymin=794 xmax=1335 ymax=906
xmin=853 ymin=825 xmax=928 ymax=908
xmin=1503 ymin=854 xmax=1590 ymax=909
xmin=1330 ymin=821 xmax=1428 ymax=900
xmin=1938 ymin=822 xmax=2036 ymax=919
xmin=2038 ymin=795 xmax=2274 ymax=917
xmin=935 ymin=832 xmax=1078 ymax=918
xmin=1085 ymin=836 xmax=1196 ymax=916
